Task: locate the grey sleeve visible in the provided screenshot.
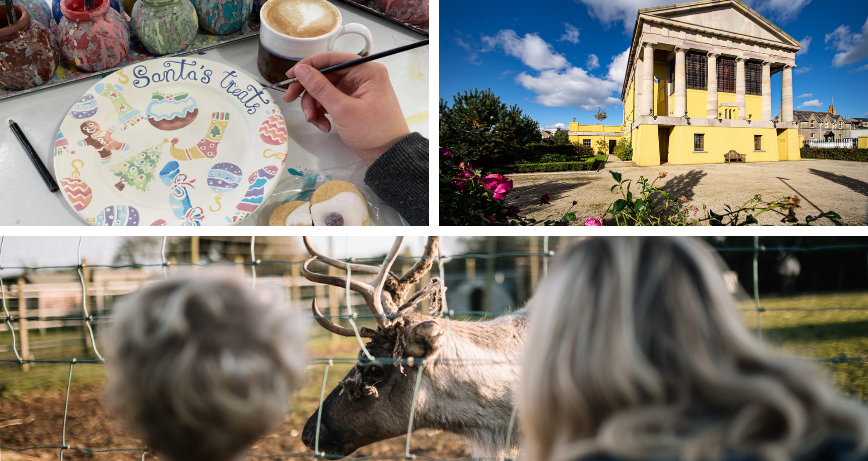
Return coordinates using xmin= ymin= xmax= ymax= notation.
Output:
xmin=364 ymin=132 xmax=428 ymax=226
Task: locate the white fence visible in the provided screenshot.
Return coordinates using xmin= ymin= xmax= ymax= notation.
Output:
xmin=805 ymin=139 xmax=856 ymax=148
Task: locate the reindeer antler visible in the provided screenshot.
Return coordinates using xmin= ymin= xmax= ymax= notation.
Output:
xmin=302 ymin=237 xmax=444 ymax=338
xmin=301 ymin=237 xmax=405 ymax=333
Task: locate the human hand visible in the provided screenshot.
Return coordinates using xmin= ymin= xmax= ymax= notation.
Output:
xmin=283 ymin=51 xmax=410 ymax=166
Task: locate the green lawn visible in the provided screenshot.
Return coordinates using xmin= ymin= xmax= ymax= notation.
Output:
xmin=741 ymin=292 xmax=868 ymax=402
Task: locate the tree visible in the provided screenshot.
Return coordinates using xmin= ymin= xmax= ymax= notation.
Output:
xmin=594 ymin=106 xmax=607 ymax=125
xmin=440 ymin=89 xmax=540 ymax=167
xmin=595 ymin=138 xmax=609 ymax=155
xmin=112 ymin=140 xmax=166 ymax=191
xmin=551 ymin=128 xmax=570 ymax=145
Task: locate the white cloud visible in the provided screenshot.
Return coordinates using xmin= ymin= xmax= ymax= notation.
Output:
xmin=559 ymin=23 xmax=580 ymax=44
xmin=796 ymin=35 xmax=812 ymax=55
xmin=481 ymin=30 xmax=569 ymax=71
xmin=864 ymin=112 xmax=868 ymax=117
xmin=798 ymin=93 xmax=813 ymax=98
xmin=543 ymin=123 xmax=568 ymax=131
xmin=798 ymin=99 xmax=823 ymax=109
xmin=516 ymin=67 xmax=622 ymax=110
xmin=586 ymin=54 xmax=600 ymax=70
xmin=849 ymin=63 xmax=868 ymax=73
xmin=742 ymin=0 xmax=812 ymax=24
xmin=455 ymin=37 xmax=481 ymax=65
xmin=607 ymin=49 xmax=630 ymax=85
xmin=826 ymin=17 xmax=868 ymax=67
xmin=497 ymin=70 xmax=516 ymax=79
xmin=572 ymin=0 xmax=809 ymax=30
xmin=794 ymin=66 xmax=812 ymax=74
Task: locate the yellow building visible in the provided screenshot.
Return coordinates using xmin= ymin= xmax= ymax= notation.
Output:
xmin=568 ymin=123 xmax=624 ymax=155
xmin=620 ymin=0 xmax=802 ymax=165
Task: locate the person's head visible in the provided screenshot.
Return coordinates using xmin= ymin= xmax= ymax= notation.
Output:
xmin=519 ymin=237 xmax=868 ymax=461
xmin=105 ymin=272 xmax=308 ymax=461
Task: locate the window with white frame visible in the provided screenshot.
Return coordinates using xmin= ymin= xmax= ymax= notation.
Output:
xmin=811 ymin=120 xmax=814 ymax=128
xmin=839 ymin=121 xmax=843 ymax=129
xmin=583 ymin=139 xmax=591 ymax=147
xmin=825 ymin=121 xmax=829 ymax=128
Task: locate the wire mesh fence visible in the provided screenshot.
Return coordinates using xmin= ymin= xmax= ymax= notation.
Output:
xmin=1 ymin=236 xmax=867 ymax=461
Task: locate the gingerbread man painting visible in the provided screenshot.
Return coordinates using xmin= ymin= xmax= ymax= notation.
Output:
xmin=77 ymin=120 xmax=130 ymax=163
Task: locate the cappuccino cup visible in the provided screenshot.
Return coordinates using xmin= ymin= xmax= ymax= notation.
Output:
xmin=258 ymin=0 xmax=373 ymax=85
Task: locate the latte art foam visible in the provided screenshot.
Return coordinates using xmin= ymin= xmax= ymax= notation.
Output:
xmin=263 ymin=0 xmax=340 ymax=38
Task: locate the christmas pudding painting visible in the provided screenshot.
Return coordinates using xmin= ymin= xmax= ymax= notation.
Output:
xmin=146 ymin=91 xmax=199 ymax=130
xmin=54 ymin=58 xmax=288 ymax=226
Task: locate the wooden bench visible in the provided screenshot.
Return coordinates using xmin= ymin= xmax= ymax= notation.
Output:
xmin=724 ymin=150 xmax=745 ymax=163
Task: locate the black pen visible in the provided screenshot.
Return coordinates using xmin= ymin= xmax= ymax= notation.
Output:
xmin=9 ymin=119 xmax=59 ymax=193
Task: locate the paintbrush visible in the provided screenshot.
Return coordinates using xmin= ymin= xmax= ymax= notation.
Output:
xmin=85 ymin=0 xmax=94 ymax=10
xmin=5 ymin=0 xmax=15 ymax=26
xmin=9 ymin=120 xmax=59 ymax=193
xmin=262 ymin=39 xmax=428 ymax=91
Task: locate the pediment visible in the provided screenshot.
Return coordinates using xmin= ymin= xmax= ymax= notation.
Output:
xmin=644 ymin=0 xmax=799 ymax=47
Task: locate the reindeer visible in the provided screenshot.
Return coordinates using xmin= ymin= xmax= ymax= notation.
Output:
xmin=299 ymin=236 xmax=527 ymax=460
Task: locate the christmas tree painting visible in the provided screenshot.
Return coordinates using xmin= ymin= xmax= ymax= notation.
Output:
xmin=112 ymin=139 xmax=168 ymax=191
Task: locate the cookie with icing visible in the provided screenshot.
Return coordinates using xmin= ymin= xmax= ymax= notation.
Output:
xmin=309 ymin=180 xmax=370 ymax=226
xmin=268 ymin=200 xmax=312 ymax=226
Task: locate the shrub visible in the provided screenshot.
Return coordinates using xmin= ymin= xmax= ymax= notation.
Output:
xmin=800 ymin=148 xmax=868 ymax=162
xmin=520 ymin=143 xmax=594 ymax=162
xmin=613 ymin=137 xmax=633 ymax=161
xmin=439 ymin=148 xmax=534 ymax=226
xmin=550 ymin=128 xmax=570 ymax=145
xmin=502 ymin=155 xmax=606 ymax=173
xmin=439 ymin=89 xmax=540 ymax=168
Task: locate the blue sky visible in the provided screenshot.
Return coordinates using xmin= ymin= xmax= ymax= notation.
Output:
xmin=441 ymin=0 xmax=868 ymax=131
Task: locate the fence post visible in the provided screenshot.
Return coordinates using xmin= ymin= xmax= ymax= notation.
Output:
xmin=191 ymin=236 xmax=200 ymax=269
xmin=529 ymin=237 xmax=539 ymax=290
xmin=466 ymin=258 xmax=476 ymax=283
xmin=483 ymin=237 xmax=496 ymax=312
xmin=81 ymin=259 xmax=93 ymax=353
xmin=17 ymin=277 xmax=29 ymax=372
xmin=515 ymin=258 xmax=526 ymax=306
xmin=290 ymin=261 xmax=301 ymax=305
xmin=234 ymin=255 xmax=245 ymax=274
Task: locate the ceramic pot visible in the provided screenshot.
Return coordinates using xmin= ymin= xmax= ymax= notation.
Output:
xmin=58 ymin=0 xmax=130 ymax=72
xmin=190 ymin=0 xmax=252 ymax=35
xmin=131 ymin=0 xmax=198 ymax=55
xmin=0 ymin=4 xmax=59 ymax=90
xmin=16 ymin=0 xmax=53 ymax=27
xmin=53 ymin=0 xmax=123 ymax=24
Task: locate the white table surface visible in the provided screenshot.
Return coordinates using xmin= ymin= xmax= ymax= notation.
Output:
xmin=0 ymin=5 xmax=428 ymax=226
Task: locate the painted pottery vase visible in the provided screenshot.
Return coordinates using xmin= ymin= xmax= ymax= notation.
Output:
xmin=53 ymin=0 xmax=123 ymax=24
xmin=58 ymin=0 xmax=130 ymax=72
xmin=190 ymin=0 xmax=252 ymax=35
xmin=131 ymin=0 xmax=198 ymax=55
xmin=0 ymin=4 xmax=59 ymax=90
xmin=14 ymin=0 xmax=53 ymax=27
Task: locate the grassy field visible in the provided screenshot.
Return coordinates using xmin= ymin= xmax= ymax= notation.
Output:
xmin=0 ymin=291 xmax=865 ymax=460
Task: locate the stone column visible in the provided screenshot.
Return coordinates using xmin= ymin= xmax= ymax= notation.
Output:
xmin=641 ymin=42 xmax=655 ymax=117
xmin=761 ymin=61 xmax=771 ymax=121
xmin=674 ymin=47 xmax=687 ymax=117
xmin=735 ymin=57 xmax=745 ymax=120
xmin=634 ymin=59 xmax=643 ymax=122
xmin=781 ymin=65 xmax=793 ymax=123
xmin=707 ymin=52 xmax=718 ymax=118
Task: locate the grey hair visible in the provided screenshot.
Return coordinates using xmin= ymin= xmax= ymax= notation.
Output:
xmin=104 ymin=271 xmax=308 ymax=461
xmin=519 ymin=237 xmax=868 ymax=461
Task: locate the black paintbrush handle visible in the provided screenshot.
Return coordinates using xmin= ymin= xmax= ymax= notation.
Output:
xmin=85 ymin=0 xmax=95 ymax=10
xmin=9 ymin=121 xmax=59 ymax=193
xmin=264 ymin=39 xmax=429 ymax=90
xmin=5 ymin=0 xmax=15 ymax=26
xmin=319 ymin=39 xmax=430 ymax=76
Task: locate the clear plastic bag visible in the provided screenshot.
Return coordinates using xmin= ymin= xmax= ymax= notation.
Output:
xmin=253 ymin=161 xmax=408 ymax=226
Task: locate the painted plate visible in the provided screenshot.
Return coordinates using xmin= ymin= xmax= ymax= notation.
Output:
xmin=54 ymin=57 xmax=288 ymax=226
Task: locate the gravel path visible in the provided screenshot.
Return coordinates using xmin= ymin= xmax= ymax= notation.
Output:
xmin=506 ymin=158 xmax=868 ymax=225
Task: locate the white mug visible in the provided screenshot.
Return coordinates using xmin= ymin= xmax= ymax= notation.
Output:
xmin=257 ymin=0 xmax=373 ymax=84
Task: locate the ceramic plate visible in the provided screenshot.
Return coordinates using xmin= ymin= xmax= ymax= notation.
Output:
xmin=54 ymin=57 xmax=288 ymax=226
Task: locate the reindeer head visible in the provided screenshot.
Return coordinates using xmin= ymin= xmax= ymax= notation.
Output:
xmin=300 ymin=237 xmax=446 ymax=456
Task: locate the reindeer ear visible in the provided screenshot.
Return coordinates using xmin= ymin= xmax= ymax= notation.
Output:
xmin=403 ymin=320 xmax=445 ymax=358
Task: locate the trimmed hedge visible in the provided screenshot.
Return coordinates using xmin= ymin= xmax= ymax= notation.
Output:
xmin=800 ymin=148 xmax=868 ymax=162
xmin=503 ymin=155 xmax=606 ymax=173
xmin=523 ymin=142 xmax=595 ymax=159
